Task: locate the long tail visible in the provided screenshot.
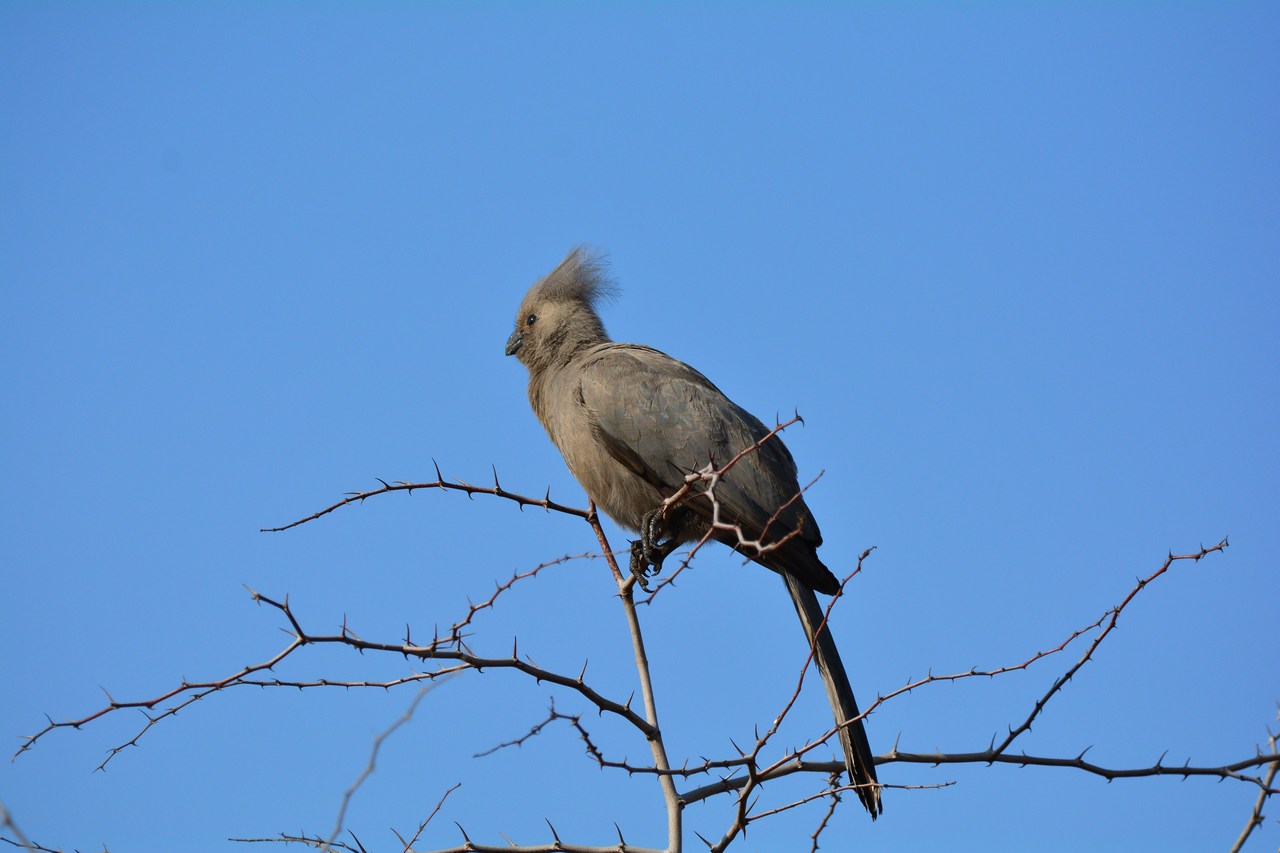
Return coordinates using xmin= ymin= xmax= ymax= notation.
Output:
xmin=782 ymin=571 xmax=882 ymax=819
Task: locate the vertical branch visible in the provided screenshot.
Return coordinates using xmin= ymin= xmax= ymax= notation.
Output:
xmin=1229 ymin=712 xmax=1279 ymax=853
xmin=586 ymin=504 xmax=682 ymax=853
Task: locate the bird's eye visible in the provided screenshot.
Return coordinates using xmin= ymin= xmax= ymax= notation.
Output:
xmin=526 ymin=313 xmax=537 ymax=327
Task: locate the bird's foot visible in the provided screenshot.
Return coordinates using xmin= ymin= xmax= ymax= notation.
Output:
xmin=628 ymin=508 xmax=677 ymax=590
xmin=629 ymin=540 xmax=653 ymax=589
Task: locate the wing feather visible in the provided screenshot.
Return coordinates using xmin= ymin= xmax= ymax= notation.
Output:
xmin=578 ymin=345 xmax=826 ymax=569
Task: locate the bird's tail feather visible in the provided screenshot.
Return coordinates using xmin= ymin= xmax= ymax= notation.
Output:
xmin=782 ymin=571 xmax=883 ymax=819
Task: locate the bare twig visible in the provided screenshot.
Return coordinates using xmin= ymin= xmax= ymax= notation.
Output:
xmin=227 ymin=832 xmax=363 ymax=852
xmin=231 ymin=784 xmax=462 ymax=852
xmin=444 ymin=552 xmax=608 ymax=645
xmin=991 ymin=538 xmax=1230 ymax=757
xmin=411 ymin=843 xmax=659 ymax=853
xmin=474 ymin=699 xmax=575 ymax=758
xmin=807 ymin=773 xmax=842 ymax=853
xmin=13 ymin=588 xmax=653 ymax=765
xmin=261 ymin=466 xmax=591 ymax=533
xmin=12 ymin=626 xmax=310 ymax=767
xmin=1230 ymin=711 xmax=1280 ymax=853
xmin=392 ymin=783 xmax=460 ymax=852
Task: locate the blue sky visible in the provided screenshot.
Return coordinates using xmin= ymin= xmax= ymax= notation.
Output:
xmin=2 ymin=3 xmax=1277 ymax=851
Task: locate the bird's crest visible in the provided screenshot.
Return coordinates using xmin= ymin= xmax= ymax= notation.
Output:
xmin=532 ymin=246 xmax=618 ymax=309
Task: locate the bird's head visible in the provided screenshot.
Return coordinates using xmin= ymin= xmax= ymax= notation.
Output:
xmin=506 ymin=246 xmax=615 ymax=371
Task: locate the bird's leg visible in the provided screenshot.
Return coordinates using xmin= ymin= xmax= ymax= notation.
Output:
xmin=628 ymin=507 xmax=678 ymax=589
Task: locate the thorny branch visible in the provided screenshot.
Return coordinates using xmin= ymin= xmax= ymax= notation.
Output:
xmin=231 ymin=783 xmax=460 ymax=853
xmin=10 ymin=552 xmax=608 ymax=768
xmin=393 ymin=783 xmax=461 ymax=853
xmin=990 ymin=538 xmax=1232 ymax=757
xmin=807 ymin=773 xmax=843 ymax=853
xmin=1230 ymin=710 xmax=1280 ymax=853
xmin=259 ymin=462 xmax=591 ymax=534
xmin=9 ymin=445 xmax=1275 ymax=852
xmin=473 ymin=697 xmax=574 ymax=758
xmin=228 ymin=832 xmax=364 ymax=852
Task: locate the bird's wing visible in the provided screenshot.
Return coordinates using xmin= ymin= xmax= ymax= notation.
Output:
xmin=577 ymin=344 xmax=821 ymax=552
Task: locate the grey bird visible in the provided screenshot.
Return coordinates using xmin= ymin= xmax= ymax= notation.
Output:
xmin=504 ymin=247 xmax=882 ymax=819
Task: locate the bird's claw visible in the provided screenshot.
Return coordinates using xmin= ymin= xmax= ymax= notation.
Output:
xmin=629 ymin=540 xmax=654 ymax=590
xmin=629 ymin=507 xmax=677 ymax=590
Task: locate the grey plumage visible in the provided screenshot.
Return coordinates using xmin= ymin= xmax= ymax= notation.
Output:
xmin=505 ymin=247 xmax=882 ymax=819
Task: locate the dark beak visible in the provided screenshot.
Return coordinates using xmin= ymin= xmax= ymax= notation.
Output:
xmin=505 ymin=330 xmax=523 ymax=357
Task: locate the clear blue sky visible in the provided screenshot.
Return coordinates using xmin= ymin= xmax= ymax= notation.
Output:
xmin=2 ymin=3 xmax=1277 ymax=851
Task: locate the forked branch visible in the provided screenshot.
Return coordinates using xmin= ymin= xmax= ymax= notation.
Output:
xmin=9 ymin=445 xmax=1272 ymax=852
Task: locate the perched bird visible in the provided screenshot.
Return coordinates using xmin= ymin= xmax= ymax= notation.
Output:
xmin=505 ymin=247 xmax=882 ymax=818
